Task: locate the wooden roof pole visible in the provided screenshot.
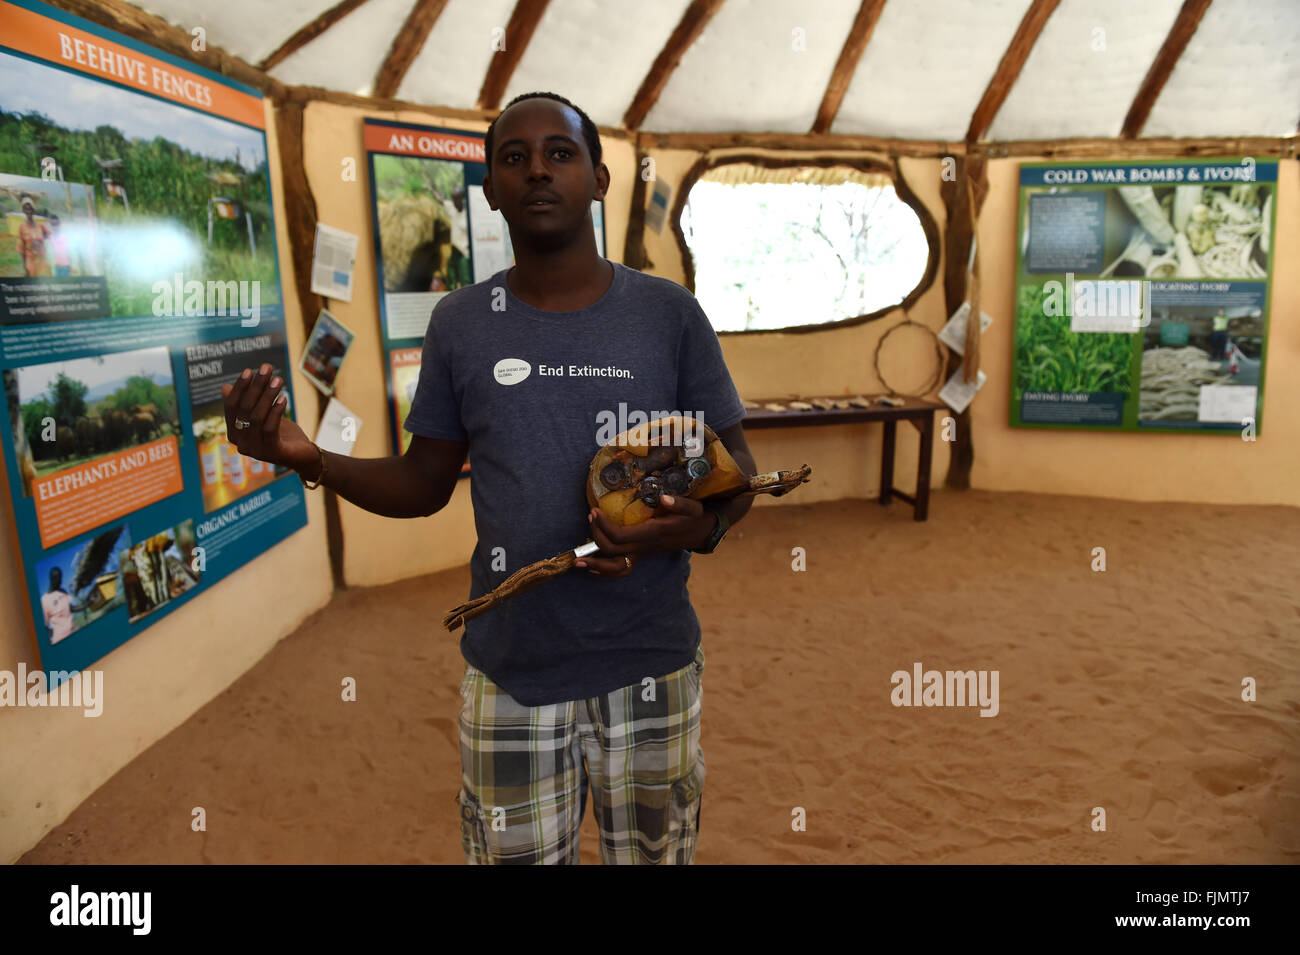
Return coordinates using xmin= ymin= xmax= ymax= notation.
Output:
xmin=374 ymin=0 xmax=452 ymax=99
xmin=623 ymin=0 xmax=727 ymax=131
xmin=962 ymin=178 xmax=982 ymax=385
xmin=262 ymin=0 xmax=376 ymax=71
xmin=618 ymin=0 xmax=726 ymax=268
xmin=965 ymin=0 xmax=1061 ymax=143
xmin=944 ymin=0 xmax=1056 ymax=489
xmin=476 ymin=0 xmax=553 ymax=110
xmin=1119 ymin=0 xmax=1213 ymax=138
xmin=811 ymin=0 xmax=888 ymax=135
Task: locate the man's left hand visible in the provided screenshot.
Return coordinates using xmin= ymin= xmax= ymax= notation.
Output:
xmin=576 ymin=494 xmax=716 ymax=577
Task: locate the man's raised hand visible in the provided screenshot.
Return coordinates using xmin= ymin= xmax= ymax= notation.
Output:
xmin=220 ymin=363 xmax=316 ymax=472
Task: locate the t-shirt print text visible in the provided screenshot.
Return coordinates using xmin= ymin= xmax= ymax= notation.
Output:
xmin=493 ymin=357 xmax=635 ymax=385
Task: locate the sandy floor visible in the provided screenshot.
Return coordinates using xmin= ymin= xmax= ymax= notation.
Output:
xmin=21 ymin=490 xmax=1300 ymax=864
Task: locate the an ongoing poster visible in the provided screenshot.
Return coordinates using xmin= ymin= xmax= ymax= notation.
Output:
xmin=0 ymin=0 xmax=306 ymax=682
xmin=363 ymin=118 xmax=605 ymax=456
xmin=1011 ymin=158 xmax=1275 ymax=433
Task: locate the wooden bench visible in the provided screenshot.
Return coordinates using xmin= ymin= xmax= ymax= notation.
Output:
xmin=740 ymin=397 xmax=946 ymax=521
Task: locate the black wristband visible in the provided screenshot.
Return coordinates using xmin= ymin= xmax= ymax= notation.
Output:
xmin=691 ymin=502 xmax=730 ymax=554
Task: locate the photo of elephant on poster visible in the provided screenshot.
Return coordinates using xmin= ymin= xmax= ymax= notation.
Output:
xmin=5 ymin=346 xmax=180 ymax=494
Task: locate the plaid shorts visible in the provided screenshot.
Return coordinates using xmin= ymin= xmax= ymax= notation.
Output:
xmin=455 ymin=642 xmax=706 ymax=865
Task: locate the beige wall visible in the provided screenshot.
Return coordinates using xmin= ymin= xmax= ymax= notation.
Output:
xmin=0 ymin=99 xmax=335 ymax=864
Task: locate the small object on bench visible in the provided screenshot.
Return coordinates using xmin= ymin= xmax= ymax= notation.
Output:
xmin=811 ymin=398 xmax=835 ymax=410
xmin=742 ymin=399 xmax=760 ymax=409
xmin=833 ymin=399 xmax=851 ymax=409
xmin=789 ymin=400 xmax=815 ymax=411
xmin=764 ymin=402 xmax=787 ymax=412
xmin=739 ymin=397 xmax=944 ymax=523
xmin=878 ymin=396 xmax=905 ymax=407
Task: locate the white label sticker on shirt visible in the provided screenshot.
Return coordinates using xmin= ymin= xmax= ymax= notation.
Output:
xmin=493 ymin=358 xmax=531 ymax=386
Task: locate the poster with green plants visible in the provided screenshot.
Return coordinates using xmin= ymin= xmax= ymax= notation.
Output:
xmin=1012 ymin=158 xmax=1275 ymax=434
xmin=0 ymin=0 xmax=305 ymax=684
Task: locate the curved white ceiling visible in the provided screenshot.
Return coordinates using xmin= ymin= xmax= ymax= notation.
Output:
xmin=835 ymin=0 xmax=1032 ymax=141
xmin=123 ymin=0 xmax=1300 ymax=139
xmin=1144 ymin=0 xmax=1300 ymax=138
xmin=986 ymin=0 xmax=1185 ymax=141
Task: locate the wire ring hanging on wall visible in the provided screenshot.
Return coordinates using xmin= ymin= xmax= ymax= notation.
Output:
xmin=872 ymin=312 xmax=950 ymax=398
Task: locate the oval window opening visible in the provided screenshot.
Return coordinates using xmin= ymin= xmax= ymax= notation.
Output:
xmin=680 ymin=163 xmax=931 ymax=332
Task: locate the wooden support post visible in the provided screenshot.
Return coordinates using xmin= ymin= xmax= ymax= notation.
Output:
xmin=623 ymin=144 xmax=650 ymax=271
xmin=940 ymin=155 xmax=988 ymax=490
xmin=274 ymin=99 xmax=347 ymax=590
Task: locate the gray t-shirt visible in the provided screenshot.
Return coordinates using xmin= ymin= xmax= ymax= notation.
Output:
xmin=404 ymin=261 xmax=747 ymax=705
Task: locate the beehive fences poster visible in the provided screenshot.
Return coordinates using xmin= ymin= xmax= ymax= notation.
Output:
xmin=0 ymin=0 xmax=306 ymax=683
xmin=1011 ymin=158 xmax=1275 ymax=434
xmin=363 ymin=118 xmax=604 ymax=455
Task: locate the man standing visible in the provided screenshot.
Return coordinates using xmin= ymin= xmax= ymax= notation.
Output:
xmin=222 ymin=92 xmax=755 ymax=864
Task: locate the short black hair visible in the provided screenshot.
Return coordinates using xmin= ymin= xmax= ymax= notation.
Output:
xmin=484 ymin=91 xmax=602 ymax=170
